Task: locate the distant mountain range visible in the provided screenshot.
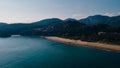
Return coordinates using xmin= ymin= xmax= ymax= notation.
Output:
xmin=0 ymin=15 xmax=120 ymax=44
xmin=0 ymin=15 xmax=120 ymax=26
xmin=79 ymin=15 xmax=120 ymax=26
xmin=31 ymin=15 xmax=120 ymax=26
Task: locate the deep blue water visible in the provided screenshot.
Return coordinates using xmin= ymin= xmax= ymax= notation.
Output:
xmin=0 ymin=36 xmax=120 ymax=68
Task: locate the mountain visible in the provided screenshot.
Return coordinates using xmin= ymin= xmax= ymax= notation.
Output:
xmin=107 ymin=15 xmax=120 ymax=26
xmin=0 ymin=23 xmax=8 ymax=27
xmin=32 ymin=18 xmax=63 ymax=26
xmin=64 ymin=18 xmax=78 ymax=21
xmin=30 ymin=18 xmax=86 ymax=36
xmin=79 ymin=15 xmax=120 ymax=26
xmin=63 ymin=18 xmax=86 ymax=29
xmin=79 ymin=15 xmax=110 ymax=24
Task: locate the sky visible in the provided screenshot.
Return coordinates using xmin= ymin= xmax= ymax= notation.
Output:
xmin=0 ymin=0 xmax=120 ymax=23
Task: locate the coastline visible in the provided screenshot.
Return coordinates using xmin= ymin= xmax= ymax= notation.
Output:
xmin=45 ymin=36 xmax=120 ymax=52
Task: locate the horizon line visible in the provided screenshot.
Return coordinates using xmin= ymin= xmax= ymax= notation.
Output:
xmin=0 ymin=14 xmax=119 ymax=24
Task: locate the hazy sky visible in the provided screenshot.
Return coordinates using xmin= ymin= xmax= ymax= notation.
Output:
xmin=0 ymin=0 xmax=120 ymax=23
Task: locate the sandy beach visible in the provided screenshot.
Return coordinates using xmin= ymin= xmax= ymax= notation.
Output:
xmin=45 ymin=36 xmax=120 ymax=52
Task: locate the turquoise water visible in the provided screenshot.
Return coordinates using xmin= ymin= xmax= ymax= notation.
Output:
xmin=0 ymin=36 xmax=120 ymax=68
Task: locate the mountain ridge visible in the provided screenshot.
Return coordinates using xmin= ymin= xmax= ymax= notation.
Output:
xmin=79 ymin=15 xmax=120 ymax=26
xmin=0 ymin=15 xmax=120 ymax=26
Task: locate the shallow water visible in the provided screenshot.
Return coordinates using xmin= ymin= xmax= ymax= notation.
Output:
xmin=0 ymin=36 xmax=120 ymax=68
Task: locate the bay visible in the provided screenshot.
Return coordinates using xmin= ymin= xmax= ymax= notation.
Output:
xmin=0 ymin=36 xmax=120 ymax=68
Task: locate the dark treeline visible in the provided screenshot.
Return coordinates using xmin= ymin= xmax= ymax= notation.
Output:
xmin=0 ymin=15 xmax=120 ymax=44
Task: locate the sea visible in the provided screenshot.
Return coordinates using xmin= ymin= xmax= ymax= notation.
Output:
xmin=0 ymin=36 xmax=120 ymax=68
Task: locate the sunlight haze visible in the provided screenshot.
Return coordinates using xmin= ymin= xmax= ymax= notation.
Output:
xmin=0 ymin=0 xmax=120 ymax=23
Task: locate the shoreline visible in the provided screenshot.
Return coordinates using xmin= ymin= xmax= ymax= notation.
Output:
xmin=45 ymin=36 xmax=120 ymax=52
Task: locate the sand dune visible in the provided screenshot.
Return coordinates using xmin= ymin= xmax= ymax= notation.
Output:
xmin=45 ymin=36 xmax=120 ymax=52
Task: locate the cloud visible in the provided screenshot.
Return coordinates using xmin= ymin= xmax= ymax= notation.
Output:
xmin=118 ymin=12 xmax=120 ymax=15
xmin=103 ymin=12 xmax=120 ymax=16
xmin=72 ymin=13 xmax=87 ymax=19
xmin=103 ymin=13 xmax=114 ymax=16
xmin=71 ymin=12 xmax=120 ymax=19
